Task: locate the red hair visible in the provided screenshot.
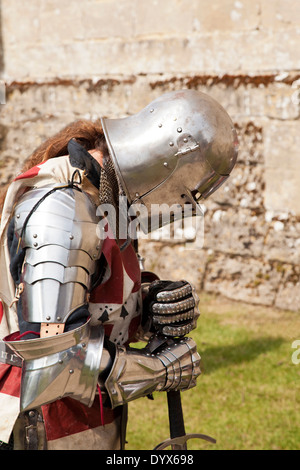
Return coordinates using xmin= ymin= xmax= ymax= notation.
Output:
xmin=0 ymin=119 xmax=105 ymax=216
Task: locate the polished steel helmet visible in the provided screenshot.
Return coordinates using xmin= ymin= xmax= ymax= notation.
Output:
xmin=101 ymin=89 xmax=238 ymax=233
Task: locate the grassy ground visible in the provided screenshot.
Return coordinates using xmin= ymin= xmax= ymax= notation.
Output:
xmin=126 ymin=293 xmax=300 ymax=450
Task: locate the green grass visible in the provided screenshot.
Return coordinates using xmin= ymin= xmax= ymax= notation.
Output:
xmin=126 ymin=294 xmax=300 ymax=450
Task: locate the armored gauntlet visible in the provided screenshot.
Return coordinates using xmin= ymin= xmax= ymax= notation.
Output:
xmin=105 ymin=336 xmax=201 ymax=408
xmin=6 ymin=324 xmax=201 ymax=411
xmin=143 ymin=280 xmax=200 ymax=337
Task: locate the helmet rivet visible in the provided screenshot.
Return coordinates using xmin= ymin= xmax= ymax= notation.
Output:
xmin=177 ymin=127 xmax=182 ymax=133
xmin=164 ymin=162 xmax=168 ymax=167
xmin=183 ymin=137 xmax=188 ymax=143
xmin=70 ymin=234 xmax=74 ymax=240
xmin=135 ymin=193 xmax=139 ymax=198
xmin=158 ymin=123 xmax=162 ymax=128
xmin=33 ymin=234 xmax=37 ymax=238
xmin=169 ymin=142 xmax=174 ymax=147
xmin=150 ymin=108 xmax=154 ymax=113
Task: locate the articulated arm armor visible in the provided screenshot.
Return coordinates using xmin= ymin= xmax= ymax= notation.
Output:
xmin=105 ymin=336 xmax=200 ymax=408
xmin=13 ymin=185 xmax=102 ymax=328
xmin=7 ymin=184 xmax=200 ymax=412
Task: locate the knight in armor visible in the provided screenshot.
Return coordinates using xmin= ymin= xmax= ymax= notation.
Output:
xmin=0 ymin=90 xmax=238 ymax=450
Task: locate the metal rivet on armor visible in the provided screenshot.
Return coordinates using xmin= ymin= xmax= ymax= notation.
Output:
xmin=56 ymin=316 xmax=61 ymax=321
xmin=69 ymin=234 xmax=74 ymax=240
xmin=69 ymin=369 xmax=74 ymax=374
xmin=164 ymin=162 xmax=168 ymax=167
xmin=58 ymin=359 xmax=63 ymax=364
xmin=177 ymin=127 xmax=182 ymax=133
xmin=33 ymin=234 xmax=37 ymax=238
xmin=158 ymin=123 xmax=162 ymax=128
xmin=183 ymin=137 xmax=188 ymax=143
xmin=135 ymin=193 xmax=139 ymax=198
xmin=16 ymin=214 xmax=20 ymax=219
xmin=33 ymin=242 xmax=38 ymax=247
xmin=169 ymin=142 xmax=174 ymax=147
xmin=28 ymin=410 xmax=35 ymax=417
xmin=150 ymin=108 xmax=154 ymax=113
xmin=46 ymin=316 xmax=51 ymax=321
xmin=81 ymin=342 xmax=86 ymax=348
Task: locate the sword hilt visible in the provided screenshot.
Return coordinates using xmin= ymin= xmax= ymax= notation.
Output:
xmin=151 ymin=337 xmax=216 ymax=451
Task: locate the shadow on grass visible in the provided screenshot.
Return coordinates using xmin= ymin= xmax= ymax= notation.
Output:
xmin=199 ymin=336 xmax=285 ymax=374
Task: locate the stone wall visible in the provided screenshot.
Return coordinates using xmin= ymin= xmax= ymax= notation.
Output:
xmin=0 ymin=1 xmax=3 ymax=74
xmin=0 ymin=0 xmax=300 ymax=311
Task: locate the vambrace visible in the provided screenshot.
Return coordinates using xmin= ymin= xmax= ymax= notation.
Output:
xmin=105 ymin=337 xmax=201 ymax=408
xmin=5 ymin=328 xmax=200 ymax=412
xmin=5 ymin=321 xmax=111 ymax=412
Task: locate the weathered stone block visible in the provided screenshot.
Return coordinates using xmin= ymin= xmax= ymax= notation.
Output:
xmin=264 ymin=121 xmax=300 ymax=169
xmin=204 ymin=253 xmax=282 ymax=306
xmin=134 ymin=0 xmax=196 ymax=36
xmin=192 ymin=0 xmax=261 ymax=33
xmin=264 ymin=121 xmax=300 ymax=215
xmin=261 ymin=0 xmax=300 ymax=29
xmin=274 ymin=262 xmax=300 ymax=312
xmin=264 ymin=82 xmax=300 ymax=120
xmin=262 ymin=215 xmax=300 ymax=265
xmin=210 ymin=162 xmax=265 ymax=210
xmin=203 ymin=207 xmax=268 ymax=258
xmin=2 ymin=26 xmax=300 ymax=81
xmin=138 ymin=240 xmax=208 ymax=290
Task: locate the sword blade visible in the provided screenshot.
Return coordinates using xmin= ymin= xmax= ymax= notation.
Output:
xmin=167 ymin=390 xmax=187 ymax=450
